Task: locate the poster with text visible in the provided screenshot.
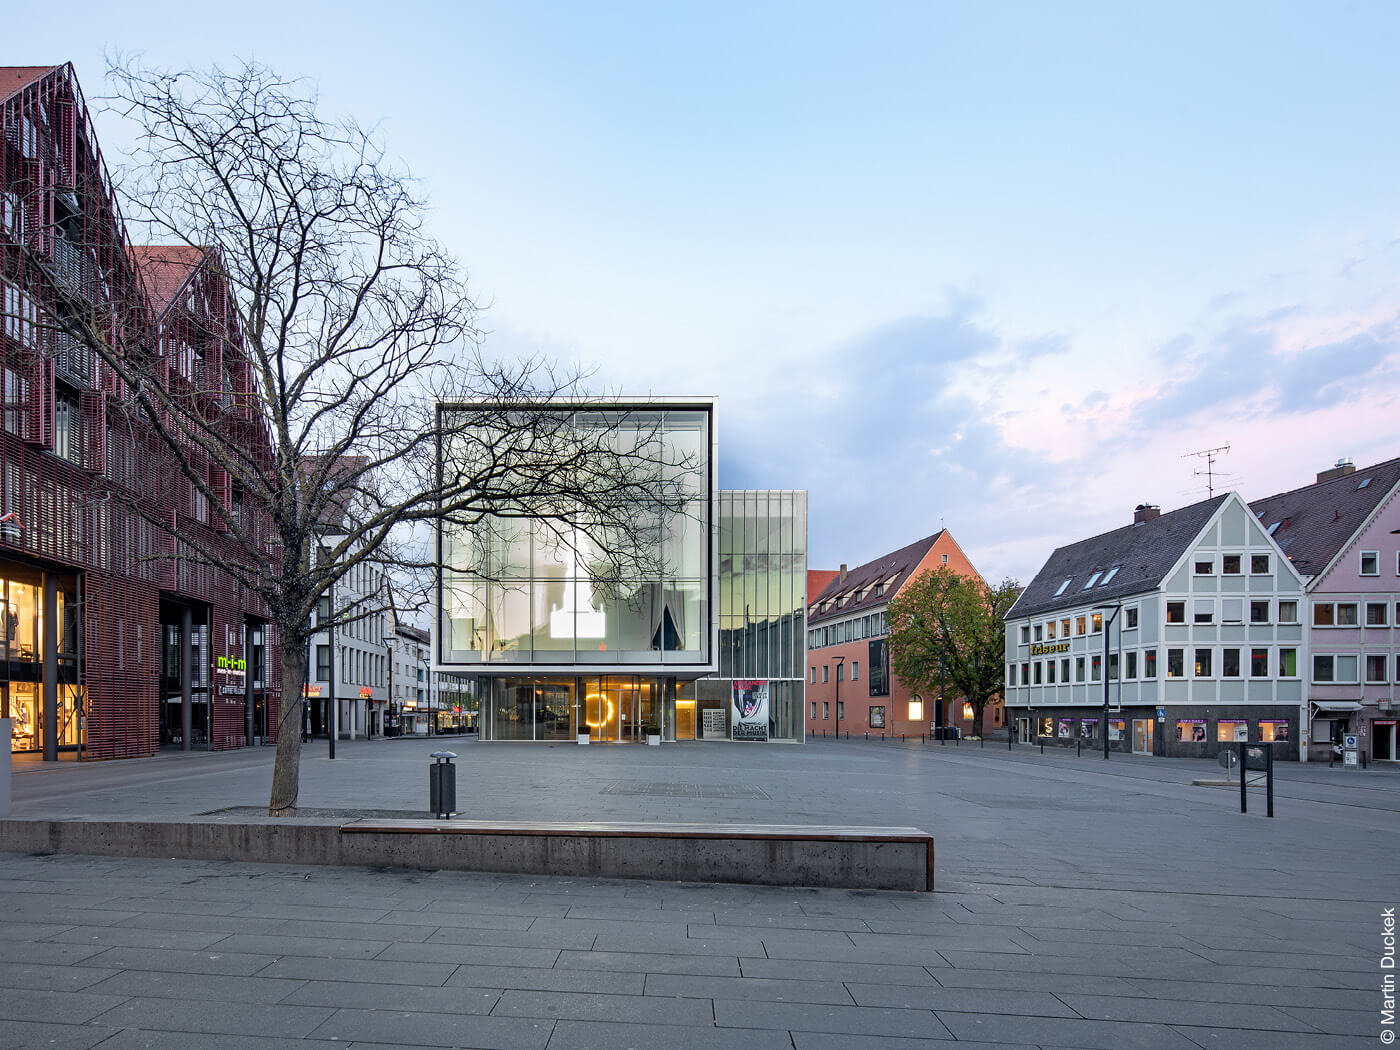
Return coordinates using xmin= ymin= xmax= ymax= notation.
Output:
xmin=731 ymin=680 xmax=770 ymax=741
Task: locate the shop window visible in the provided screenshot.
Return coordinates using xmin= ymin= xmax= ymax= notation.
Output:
xmin=1176 ymin=719 xmax=1207 ymax=743
xmin=1251 ymin=648 xmax=1269 ymax=677
xmin=1125 ymin=651 xmax=1137 ymax=679
xmin=1251 ymin=554 xmax=1270 ymax=574
xmin=907 ymin=698 xmax=922 ymax=721
xmin=1365 ymin=602 xmax=1388 ymax=627
xmin=1278 ymin=647 xmax=1297 ymax=677
xmin=1222 ymin=648 xmax=1240 ymax=677
xmin=1250 ymin=601 xmax=1270 ymax=624
xmin=1195 ymin=559 xmax=1213 ymax=575
xmin=1259 ymin=720 xmax=1289 ymax=742
xmin=1222 ymin=554 xmax=1242 ymax=574
xmin=1366 ymin=654 xmax=1388 ymax=683
xmin=1278 ymin=600 xmax=1298 ymax=623
xmin=1167 ymin=602 xmax=1185 ymax=624
xmin=1167 ymin=649 xmax=1184 ymax=677
xmin=1125 ymin=607 xmax=1138 ymax=629
xmin=1217 ymin=719 xmax=1248 ymax=742
xmin=1057 ymin=718 xmax=1074 ymax=739
xmin=1360 ymin=551 xmax=1380 ymax=576
xmin=1036 ymin=716 xmax=1053 ymax=738
xmin=1144 ymin=650 xmax=1157 ymax=677
xmin=1079 ymin=718 xmax=1098 ymax=738
xmin=869 ymin=706 xmax=884 ymax=728
xmin=1108 ymin=719 xmax=1125 ymax=742
xmin=1194 ymin=648 xmax=1213 ymax=677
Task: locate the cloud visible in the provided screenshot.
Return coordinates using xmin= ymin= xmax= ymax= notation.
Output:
xmin=1136 ymin=310 xmax=1399 ymax=426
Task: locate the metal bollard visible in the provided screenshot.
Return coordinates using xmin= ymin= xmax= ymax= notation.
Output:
xmin=429 ymin=751 xmax=457 ymax=819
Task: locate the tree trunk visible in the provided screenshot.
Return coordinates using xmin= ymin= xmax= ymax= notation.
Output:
xmin=269 ymin=638 xmax=307 ymax=816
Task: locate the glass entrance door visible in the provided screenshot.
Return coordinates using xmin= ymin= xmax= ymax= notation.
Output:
xmin=584 ymin=678 xmax=622 ymax=742
xmin=1132 ymin=718 xmax=1153 ymax=755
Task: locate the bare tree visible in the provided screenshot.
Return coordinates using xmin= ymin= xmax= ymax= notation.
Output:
xmin=20 ymin=58 xmax=685 ymax=814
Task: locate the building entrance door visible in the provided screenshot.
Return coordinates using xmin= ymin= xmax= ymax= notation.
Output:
xmin=1016 ymin=717 xmax=1030 ymax=744
xmin=1132 ymin=718 xmax=1153 ymax=755
xmin=584 ymin=676 xmax=661 ymax=742
xmin=1373 ymin=720 xmax=1396 ymax=762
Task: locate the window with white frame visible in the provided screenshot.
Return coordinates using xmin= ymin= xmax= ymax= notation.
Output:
xmin=1166 ymin=602 xmax=1185 ymax=624
xmin=1278 ymin=647 xmax=1298 ymax=677
xmin=1365 ymin=654 xmax=1388 ymax=683
xmin=1055 ymin=578 xmax=1071 ymax=596
xmin=1083 ymin=571 xmax=1102 ymax=589
xmin=1125 ymin=606 xmax=1138 ymax=629
xmin=1020 ymin=624 xmax=1030 ymax=644
xmin=1194 ymin=558 xmax=1213 ymax=575
xmin=1360 ymin=551 xmax=1380 ymax=576
xmin=1222 ymin=598 xmax=1243 ymax=623
xmin=1194 ymin=648 xmax=1213 ymax=677
xmin=1193 ymin=600 xmax=1214 ymax=624
xmin=1365 ymin=602 xmax=1388 ymax=627
xmin=1166 ymin=649 xmax=1184 ymax=677
xmin=1033 ymin=624 xmax=1043 ymax=642
xmin=1248 ymin=600 xmax=1268 ymax=624
xmin=1222 ymin=554 xmax=1242 ymax=574
xmin=852 ymin=660 xmax=859 ymax=680
xmin=1277 ymin=600 xmax=1298 ymax=623
xmin=1251 ymin=554 xmax=1270 ymax=574
xmin=1312 ymin=654 xmax=1358 ymax=683
xmin=0 ymin=189 xmax=21 ymax=240
xmin=1222 ymin=648 xmax=1241 ymax=677
xmin=1091 ymin=612 xmax=1103 ymax=633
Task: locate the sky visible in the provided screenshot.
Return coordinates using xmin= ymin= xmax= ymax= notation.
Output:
xmin=8 ymin=2 xmax=1399 ymax=585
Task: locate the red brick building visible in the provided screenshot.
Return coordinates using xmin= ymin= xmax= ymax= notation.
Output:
xmin=806 ymin=531 xmax=999 ymax=739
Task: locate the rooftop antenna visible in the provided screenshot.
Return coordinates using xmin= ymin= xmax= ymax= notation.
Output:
xmin=1181 ymin=444 xmax=1231 ymax=499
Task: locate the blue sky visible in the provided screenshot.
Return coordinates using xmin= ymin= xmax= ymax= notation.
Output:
xmin=9 ymin=2 xmax=1399 ymax=583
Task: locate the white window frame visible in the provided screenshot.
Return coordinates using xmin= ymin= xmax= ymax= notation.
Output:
xmin=1313 ymin=653 xmax=1359 ymax=684
xmin=1277 ymin=600 xmax=1299 ymax=624
xmin=1250 ymin=554 xmax=1271 ymax=575
xmin=1054 ymin=578 xmax=1072 ymax=596
xmin=1365 ymin=653 xmax=1388 ymax=684
xmin=1359 ymin=550 xmax=1380 ymax=577
xmin=1124 ymin=605 xmax=1139 ymax=630
xmin=1365 ymin=602 xmax=1388 ymax=627
xmin=1193 ymin=599 xmax=1214 ymax=625
xmin=1194 ymin=558 xmax=1214 ymax=575
xmin=1221 ymin=553 xmax=1242 ymax=575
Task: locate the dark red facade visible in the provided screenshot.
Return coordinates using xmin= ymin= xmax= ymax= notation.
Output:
xmin=1 ymin=63 xmax=281 ymax=759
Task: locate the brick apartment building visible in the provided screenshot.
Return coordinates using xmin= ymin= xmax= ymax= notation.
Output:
xmin=2 ymin=63 xmax=281 ymax=761
xmin=806 ymin=531 xmax=998 ymax=739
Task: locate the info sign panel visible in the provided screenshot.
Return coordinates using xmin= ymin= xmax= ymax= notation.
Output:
xmin=731 ymin=680 xmax=770 ymax=741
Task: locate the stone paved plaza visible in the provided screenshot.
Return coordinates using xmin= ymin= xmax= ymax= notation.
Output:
xmin=2 ymin=736 xmax=1396 ymax=1048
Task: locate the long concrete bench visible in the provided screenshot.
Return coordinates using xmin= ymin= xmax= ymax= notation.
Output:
xmin=340 ymin=818 xmax=935 ymax=891
xmin=0 ymin=818 xmax=934 ymax=891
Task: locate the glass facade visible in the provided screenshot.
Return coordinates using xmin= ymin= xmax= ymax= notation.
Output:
xmin=694 ymin=490 xmax=807 ymax=742
xmin=438 ymin=407 xmax=711 ymax=668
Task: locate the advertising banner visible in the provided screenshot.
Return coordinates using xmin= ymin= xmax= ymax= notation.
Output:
xmin=731 ymin=680 xmax=770 ymax=742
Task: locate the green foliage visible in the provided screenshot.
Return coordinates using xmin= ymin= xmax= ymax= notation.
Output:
xmin=886 ymin=567 xmax=1022 ymax=730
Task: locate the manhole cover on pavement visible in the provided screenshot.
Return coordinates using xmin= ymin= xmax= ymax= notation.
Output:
xmin=600 ymin=780 xmax=771 ymax=800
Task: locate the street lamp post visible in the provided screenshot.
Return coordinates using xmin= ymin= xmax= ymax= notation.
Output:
xmin=833 ymin=656 xmax=845 ymax=738
xmin=1094 ymin=603 xmax=1123 ymax=760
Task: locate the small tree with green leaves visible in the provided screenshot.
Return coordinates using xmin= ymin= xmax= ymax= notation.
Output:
xmin=886 ymin=567 xmax=1021 ymax=734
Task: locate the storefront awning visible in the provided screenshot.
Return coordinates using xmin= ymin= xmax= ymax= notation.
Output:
xmin=1311 ymin=700 xmax=1363 ymax=713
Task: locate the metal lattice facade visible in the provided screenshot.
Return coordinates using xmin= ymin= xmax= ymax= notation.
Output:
xmin=1 ymin=63 xmax=281 ymax=759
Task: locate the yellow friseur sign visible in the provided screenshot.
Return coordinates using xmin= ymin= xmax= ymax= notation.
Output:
xmin=1030 ymin=642 xmax=1070 ymax=656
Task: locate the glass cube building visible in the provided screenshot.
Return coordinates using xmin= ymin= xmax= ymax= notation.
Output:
xmin=433 ymin=400 xmax=806 ymax=742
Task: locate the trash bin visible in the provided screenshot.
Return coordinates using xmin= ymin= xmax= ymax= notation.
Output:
xmin=429 ymin=751 xmax=457 ymax=818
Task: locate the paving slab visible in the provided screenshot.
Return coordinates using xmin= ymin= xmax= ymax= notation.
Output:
xmin=1 ymin=736 xmax=1395 ymax=1049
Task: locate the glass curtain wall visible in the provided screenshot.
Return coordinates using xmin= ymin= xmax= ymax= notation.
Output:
xmin=440 ymin=409 xmax=710 ymax=668
xmin=703 ymin=490 xmax=807 ymax=741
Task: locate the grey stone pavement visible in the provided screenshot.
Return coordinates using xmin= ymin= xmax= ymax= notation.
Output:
xmin=2 ymin=735 xmax=1396 ymax=1049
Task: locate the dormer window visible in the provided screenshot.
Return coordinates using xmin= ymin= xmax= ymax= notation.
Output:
xmin=874 ymin=582 xmax=884 ymax=597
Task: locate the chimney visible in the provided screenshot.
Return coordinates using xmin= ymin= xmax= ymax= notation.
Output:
xmin=1133 ymin=504 xmax=1161 ymax=525
xmin=839 ymin=563 xmax=848 ymax=584
xmin=1316 ymin=457 xmax=1356 ymax=484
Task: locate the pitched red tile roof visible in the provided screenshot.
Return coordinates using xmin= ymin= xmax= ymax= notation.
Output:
xmin=808 ymin=532 xmax=945 ymax=624
xmin=0 ymin=66 xmax=58 ymax=104
xmin=130 ymin=245 xmax=207 ymax=311
xmin=807 ymin=569 xmax=839 ymax=603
